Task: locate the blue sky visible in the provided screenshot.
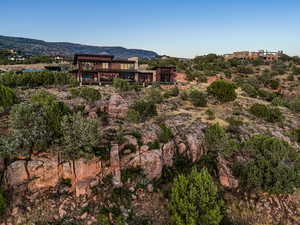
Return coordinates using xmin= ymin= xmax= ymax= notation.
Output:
xmin=1 ymin=0 xmax=299 ymax=57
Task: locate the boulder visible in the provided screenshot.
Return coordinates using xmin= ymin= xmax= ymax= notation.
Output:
xmin=5 ymin=160 xmax=28 ymax=186
xmin=27 ymin=157 xmax=59 ymax=191
xmin=217 ymin=156 xmax=239 ymax=189
xmin=110 ymin=144 xmax=122 ymax=187
xmin=186 ymin=133 xmax=204 ymax=162
xmin=107 ymin=95 xmax=128 ymax=118
xmin=140 ymin=149 xmax=163 ymax=180
xmin=141 ymin=124 xmax=160 ymax=145
xmin=162 ymin=141 xmax=175 ymax=167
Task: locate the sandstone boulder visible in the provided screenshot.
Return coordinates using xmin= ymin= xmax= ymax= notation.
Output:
xmin=27 ymin=157 xmax=59 ymax=191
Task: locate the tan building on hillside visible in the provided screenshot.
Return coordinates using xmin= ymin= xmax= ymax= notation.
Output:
xmin=225 ymin=50 xmax=283 ymax=62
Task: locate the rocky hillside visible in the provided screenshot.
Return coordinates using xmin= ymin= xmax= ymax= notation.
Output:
xmin=1 ymin=55 xmax=300 ymax=225
xmin=0 ymin=35 xmax=159 ymax=58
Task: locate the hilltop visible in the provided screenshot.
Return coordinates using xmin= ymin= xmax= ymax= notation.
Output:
xmin=0 ymin=35 xmax=159 ymax=59
xmin=1 ymin=54 xmax=300 ymax=225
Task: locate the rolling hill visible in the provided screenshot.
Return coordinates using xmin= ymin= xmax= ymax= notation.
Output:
xmin=0 ymin=35 xmax=159 ymax=59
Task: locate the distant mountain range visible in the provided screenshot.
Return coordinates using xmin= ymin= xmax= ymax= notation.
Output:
xmin=0 ymin=35 xmax=159 ymax=59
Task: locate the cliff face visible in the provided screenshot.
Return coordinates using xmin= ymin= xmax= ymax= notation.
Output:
xmin=3 ymin=114 xmax=206 ymax=197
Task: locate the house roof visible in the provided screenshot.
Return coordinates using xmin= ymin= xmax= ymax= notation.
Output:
xmin=73 ymin=53 xmax=136 ymax=65
xmin=73 ymin=53 xmax=114 ymax=65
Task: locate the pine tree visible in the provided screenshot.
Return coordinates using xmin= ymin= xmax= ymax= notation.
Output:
xmin=169 ymin=167 xmax=224 ymax=225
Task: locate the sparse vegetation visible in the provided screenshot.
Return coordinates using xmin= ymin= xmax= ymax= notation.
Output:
xmin=70 ymin=87 xmax=101 ymax=101
xmin=189 ymin=89 xmax=207 ymax=107
xmin=113 ymin=78 xmax=131 ymax=91
xmin=0 ymin=71 xmax=78 ymax=88
xmin=249 ymin=103 xmax=283 ymax=122
xmin=130 ymin=99 xmax=157 ymax=122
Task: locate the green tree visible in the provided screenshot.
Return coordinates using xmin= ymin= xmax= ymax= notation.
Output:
xmin=204 ymin=123 xmax=237 ymax=157
xmin=249 ymin=103 xmax=283 ymax=123
xmin=169 ymin=167 xmax=224 ymax=225
xmin=207 ymin=80 xmax=237 ymax=103
xmin=61 ymin=113 xmax=99 ymax=159
xmin=113 ymin=78 xmax=131 ymax=91
xmin=235 ymin=135 xmax=300 ymax=194
xmin=130 ymin=100 xmax=157 ymax=122
xmin=31 ymin=90 xmax=71 ymax=138
xmin=0 ymin=84 xmax=18 ymax=109
xmin=9 ymin=103 xmax=52 ymax=156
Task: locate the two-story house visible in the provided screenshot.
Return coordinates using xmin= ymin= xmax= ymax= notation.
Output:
xmin=73 ymin=53 xmax=177 ymax=84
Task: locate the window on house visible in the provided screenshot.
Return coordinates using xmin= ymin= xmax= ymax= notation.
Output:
xmin=121 ymin=64 xmax=134 ymax=70
xmin=102 ymin=63 xmax=109 ymax=69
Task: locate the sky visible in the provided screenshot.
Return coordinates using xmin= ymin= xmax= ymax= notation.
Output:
xmin=0 ymin=0 xmax=300 ymax=58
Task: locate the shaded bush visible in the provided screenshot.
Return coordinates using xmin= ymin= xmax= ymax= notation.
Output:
xmin=292 ymin=66 xmax=300 ymax=75
xmin=113 ymin=78 xmax=131 ymax=91
xmin=145 ymin=88 xmax=163 ymax=104
xmin=205 ymin=109 xmax=215 ymax=120
xmin=126 ymin=109 xmax=140 ymax=123
xmin=0 ymin=188 xmax=7 ymax=216
xmin=288 ymin=97 xmax=300 ymax=112
xmin=271 ymin=97 xmax=288 ymax=107
xmin=249 ymin=103 xmax=283 ymax=122
xmin=234 ymin=135 xmax=300 ymax=194
xmin=257 ymin=88 xmax=277 ymax=101
xmin=169 ymin=167 xmax=224 ymax=225
xmin=204 ymin=123 xmax=237 ymax=157
xmin=189 ymin=89 xmax=207 ymax=107
xmin=290 ymin=126 xmax=300 ymax=143
xmin=61 ymin=113 xmax=99 ymax=159
xmin=158 ymin=124 xmax=173 ymax=143
xmin=240 ymin=83 xmax=258 ymax=98
xmin=237 ymin=65 xmax=254 ymax=74
xmin=207 ymin=80 xmax=237 ymax=103
xmin=70 ymin=87 xmax=101 ymax=101
xmin=130 ymin=100 xmax=157 ymax=122
xmin=148 ymin=140 xmax=160 ymax=150
xmin=269 ymin=79 xmax=280 ymax=89
xmin=164 ymin=86 xmax=179 ymax=98
xmin=0 ymin=84 xmax=18 ymax=109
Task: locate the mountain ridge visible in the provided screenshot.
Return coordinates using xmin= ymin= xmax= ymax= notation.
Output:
xmin=0 ymin=35 xmax=159 ymax=59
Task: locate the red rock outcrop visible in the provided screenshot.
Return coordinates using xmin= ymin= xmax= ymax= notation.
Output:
xmin=107 ymin=95 xmax=128 ymax=118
